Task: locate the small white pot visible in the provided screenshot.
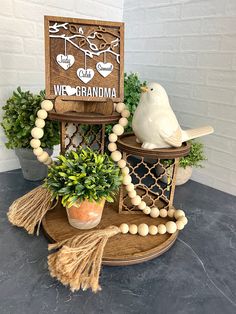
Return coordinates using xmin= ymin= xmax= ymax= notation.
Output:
xmin=157 ymin=165 xmax=193 ymax=186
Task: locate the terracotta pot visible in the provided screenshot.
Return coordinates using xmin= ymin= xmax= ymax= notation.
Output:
xmin=66 ymin=199 xmax=105 ymax=230
xmin=156 ymin=165 xmax=193 ymax=186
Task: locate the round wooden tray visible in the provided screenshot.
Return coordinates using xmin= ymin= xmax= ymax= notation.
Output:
xmin=48 ymin=110 xmax=120 ymax=124
xmin=117 ymin=133 xmax=190 ymax=158
xmin=42 ymin=201 xmax=178 ymax=266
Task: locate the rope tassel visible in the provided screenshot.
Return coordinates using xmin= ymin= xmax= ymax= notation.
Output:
xmin=48 ymin=226 xmax=121 ymax=292
xmin=7 ymin=186 xmax=54 ymax=235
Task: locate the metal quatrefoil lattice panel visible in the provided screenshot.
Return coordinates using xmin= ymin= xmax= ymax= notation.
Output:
xmin=119 ymin=154 xmax=178 ymax=213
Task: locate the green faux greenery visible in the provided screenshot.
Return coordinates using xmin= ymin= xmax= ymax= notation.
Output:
xmin=44 ymin=147 xmax=122 ymax=207
xmin=106 ymin=72 xmax=146 ymax=134
xmin=1 ymin=87 xmax=59 ymax=149
xmin=163 ymin=140 xmax=207 ymax=169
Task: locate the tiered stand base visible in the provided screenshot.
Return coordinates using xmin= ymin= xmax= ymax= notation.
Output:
xmin=42 ymin=202 xmax=178 ymax=266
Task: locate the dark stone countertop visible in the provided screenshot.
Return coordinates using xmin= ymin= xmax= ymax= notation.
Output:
xmin=0 ymin=169 xmax=235 ymax=314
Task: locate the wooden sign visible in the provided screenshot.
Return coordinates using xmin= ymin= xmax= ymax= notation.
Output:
xmin=44 ymin=16 xmax=124 ymax=102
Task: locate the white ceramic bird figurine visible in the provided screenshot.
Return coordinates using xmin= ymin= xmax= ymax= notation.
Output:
xmin=132 ymin=82 xmax=214 ymax=149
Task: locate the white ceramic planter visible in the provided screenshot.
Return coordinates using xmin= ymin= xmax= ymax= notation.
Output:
xmin=157 ymin=165 xmax=193 ymax=186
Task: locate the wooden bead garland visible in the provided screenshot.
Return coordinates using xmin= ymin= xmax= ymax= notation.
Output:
xmin=109 ymin=102 xmax=188 ymax=237
xmin=30 ymin=100 xmax=54 ymax=166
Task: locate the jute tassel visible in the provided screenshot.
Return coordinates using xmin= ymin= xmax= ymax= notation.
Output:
xmin=48 ymin=225 xmax=121 ymax=293
xmin=8 ymin=186 xmax=55 ymax=235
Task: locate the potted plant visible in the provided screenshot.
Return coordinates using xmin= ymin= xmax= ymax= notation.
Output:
xmin=157 ymin=140 xmax=207 ymax=185
xmin=44 ymin=147 xmax=122 ymax=230
xmin=1 ymin=87 xmax=59 ymax=181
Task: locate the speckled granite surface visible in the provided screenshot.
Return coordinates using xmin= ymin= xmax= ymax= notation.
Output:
xmin=0 ymin=169 xmax=235 ymax=314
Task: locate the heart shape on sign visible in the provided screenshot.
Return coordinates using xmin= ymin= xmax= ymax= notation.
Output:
xmin=66 ymin=86 xmax=77 ymax=96
xmin=96 ymin=62 xmax=113 ymax=78
xmin=77 ymin=68 xmax=94 ymax=84
xmin=56 ymin=54 xmax=75 ymax=70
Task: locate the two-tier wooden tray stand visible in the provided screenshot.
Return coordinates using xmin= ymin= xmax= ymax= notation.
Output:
xmin=42 ymin=100 xmax=190 ymax=266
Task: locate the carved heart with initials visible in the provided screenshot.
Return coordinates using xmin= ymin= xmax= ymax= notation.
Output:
xmin=65 ymin=86 xmax=76 ymax=96
xmin=76 ymin=68 xmax=94 ymax=84
xmin=56 ymin=54 xmax=75 ymax=70
xmin=96 ymin=62 xmax=113 ymax=78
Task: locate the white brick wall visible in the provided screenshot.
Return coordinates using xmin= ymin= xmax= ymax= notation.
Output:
xmin=124 ymin=0 xmax=236 ymax=195
xmin=0 ymin=0 xmax=123 ymax=172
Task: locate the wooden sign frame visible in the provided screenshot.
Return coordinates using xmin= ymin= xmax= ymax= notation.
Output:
xmin=44 ymin=15 xmax=124 ymax=102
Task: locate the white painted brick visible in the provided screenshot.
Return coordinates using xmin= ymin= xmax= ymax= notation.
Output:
xmin=98 ymin=0 xmax=124 ymax=9
xmin=123 ymin=8 xmax=145 ymax=22
xmin=142 ymin=65 xmax=176 ymax=81
xmin=36 ymin=23 xmax=44 ymax=40
xmin=161 ymin=81 xmax=193 ymax=98
xmin=140 ymin=23 xmax=165 ymax=38
xmin=0 ymin=16 xmax=35 ymax=37
xmin=181 ymin=0 xmax=225 ymax=18
xmin=208 ymin=149 xmax=236 ymax=170
xmin=192 ymin=85 xmax=235 ymax=105
xmin=0 ymin=71 xmax=18 ymax=86
xmin=225 ymin=0 xmax=236 ymax=16
xmin=14 ymin=1 xmax=45 ymax=22
xmin=126 ymin=37 xmax=180 ymax=51
xmin=172 ymin=96 xmax=208 ymax=115
xmin=181 ymin=35 xmax=220 ymax=51
xmin=146 ymin=4 xmax=181 ymax=21
xmin=125 ymin=51 xmax=161 ymax=65
xmin=1 ymin=0 xmax=13 ymax=16
xmin=175 ymin=68 xmax=207 ymax=83
xmin=221 ymin=35 xmax=236 ymax=51
xmin=202 ymin=17 xmax=236 ymax=35
xmin=47 ymin=0 xmax=75 ymax=10
xmin=201 ymin=134 xmax=233 ymax=153
xmin=18 ymin=72 xmax=44 ymax=86
xmin=0 ymin=54 xmax=37 ymax=70
xmin=208 ymin=103 xmax=236 ymax=122
xmin=0 ymin=159 xmax=20 ymax=172
xmin=207 ymin=70 xmax=236 ymax=88
xmin=0 ymin=35 xmax=23 ymax=53
xmin=197 ymin=53 xmax=233 ymax=69
xmin=165 ymin=19 xmax=202 ymax=35
xmin=24 ymin=38 xmax=43 ymax=55
xmin=161 ymin=52 xmax=197 ymax=66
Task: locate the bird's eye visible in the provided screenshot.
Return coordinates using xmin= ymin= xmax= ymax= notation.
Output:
xmin=150 ymin=88 xmax=153 ymax=91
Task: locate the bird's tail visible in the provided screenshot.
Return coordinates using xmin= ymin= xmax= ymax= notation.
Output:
xmin=182 ymin=126 xmax=214 ymax=142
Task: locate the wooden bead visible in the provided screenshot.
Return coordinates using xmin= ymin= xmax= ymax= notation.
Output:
xmin=166 ymin=221 xmax=177 ymax=234
xmin=176 ymin=220 xmax=185 ymax=230
xmin=138 ymin=201 xmax=146 ymax=210
xmin=159 ymin=208 xmax=168 ymax=218
xmin=108 ymin=133 xmax=117 ymax=143
xmin=111 ymin=151 xmax=122 ymax=162
xmin=119 ymin=117 xmax=128 ymax=127
xmin=35 ymin=118 xmax=45 ymax=128
xmin=131 ymin=195 xmax=141 ymax=206
xmin=122 ymin=166 xmax=129 ymax=175
xmin=37 ymin=109 xmax=48 ymax=120
xmin=158 ymin=224 xmax=166 ymax=235
xmin=125 ymin=183 xmax=134 ymax=192
xmin=123 ymin=175 xmax=132 ymax=185
xmin=129 ymin=224 xmax=138 ymax=235
xmin=31 ymin=127 xmax=44 ymax=139
xmin=44 ymin=157 xmax=52 ymax=165
xmin=37 ymin=151 xmax=49 ymax=163
xmin=178 ymin=216 xmax=188 ymax=226
xmin=108 ymin=143 xmax=117 ymax=152
xmin=174 ymin=210 xmax=185 ymax=220
xmin=117 ymin=159 xmax=126 ymax=168
xmin=128 ymin=190 xmax=137 ymax=198
xmin=30 ymin=139 xmax=41 ymax=149
xmin=121 ymin=109 xmax=130 ymax=118
xmin=150 ymin=207 xmax=160 ymax=218
xmin=138 ymin=223 xmax=149 ymax=236
xmin=149 ymin=225 xmax=158 ymax=235
xmin=115 ymin=102 xmax=125 ymax=113
xmin=112 ymin=124 xmax=124 ymax=136
xmin=143 ymin=206 xmax=151 ymax=215
xmin=33 ymin=147 xmax=43 ymax=156
xmin=167 ymin=208 xmax=175 ymax=218
xmin=41 ymin=100 xmax=53 ymax=111
xmin=120 ymin=223 xmax=129 ymax=234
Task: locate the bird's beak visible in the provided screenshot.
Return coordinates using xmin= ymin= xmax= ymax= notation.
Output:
xmin=141 ymin=86 xmax=149 ymax=93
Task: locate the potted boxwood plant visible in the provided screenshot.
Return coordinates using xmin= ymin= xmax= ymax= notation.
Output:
xmin=158 ymin=140 xmax=207 ymax=185
xmin=1 ymin=87 xmax=59 ymax=181
xmin=44 ymin=147 xmax=122 ymax=230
